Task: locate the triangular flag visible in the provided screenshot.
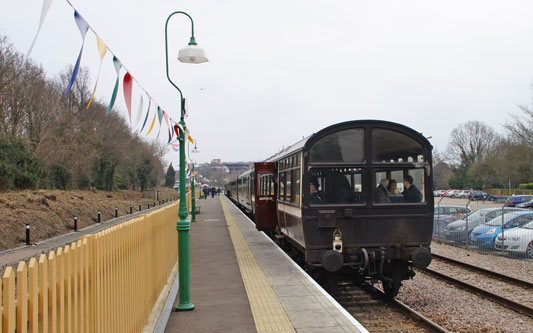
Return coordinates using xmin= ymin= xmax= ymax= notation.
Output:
xmin=140 ymin=97 xmax=152 ymax=132
xmin=107 ymin=56 xmax=122 ymax=115
xmin=132 ymin=94 xmax=144 ymax=128
xmin=123 ymin=72 xmax=133 ymax=124
xmin=25 ymin=0 xmax=53 ymax=62
xmin=64 ymin=11 xmax=90 ymax=95
xmin=87 ymin=36 xmax=107 ymax=109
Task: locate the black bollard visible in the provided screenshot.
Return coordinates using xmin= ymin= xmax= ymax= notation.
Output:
xmin=138 ymin=204 xmax=141 ymax=212
xmin=153 ymin=201 xmax=156 ymax=207
xmin=74 ymin=216 xmax=78 ymax=232
xmin=147 ymin=203 xmax=150 ymax=209
xmin=115 ymin=207 xmax=118 ymax=218
xmin=130 ymin=205 xmax=133 ymax=214
xmin=98 ymin=210 xmax=101 ymax=223
xmin=26 ymin=224 xmax=30 ymax=245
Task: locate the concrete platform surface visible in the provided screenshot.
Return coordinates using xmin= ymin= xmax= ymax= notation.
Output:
xmin=163 ymin=196 xmax=367 ymax=333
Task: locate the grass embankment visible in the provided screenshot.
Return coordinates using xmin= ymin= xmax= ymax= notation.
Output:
xmin=0 ymin=188 xmax=179 ymax=251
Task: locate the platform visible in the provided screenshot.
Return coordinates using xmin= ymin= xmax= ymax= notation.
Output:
xmin=162 ymin=195 xmax=367 ymax=332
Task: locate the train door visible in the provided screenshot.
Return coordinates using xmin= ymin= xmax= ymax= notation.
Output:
xmin=254 ymin=162 xmax=277 ymax=231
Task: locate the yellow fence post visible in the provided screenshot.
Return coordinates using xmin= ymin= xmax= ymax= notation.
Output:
xmin=38 ymin=254 xmax=48 ymax=333
xmin=3 ymin=266 xmax=15 ymax=333
xmin=28 ymin=257 xmax=38 ymax=333
xmin=16 ymin=261 xmax=28 ymax=333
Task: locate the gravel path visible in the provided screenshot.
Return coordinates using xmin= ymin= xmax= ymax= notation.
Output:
xmin=385 ymin=241 xmax=533 ymax=332
xmin=431 ymin=241 xmax=533 ymax=283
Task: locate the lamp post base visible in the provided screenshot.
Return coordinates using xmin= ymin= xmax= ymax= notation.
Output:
xmin=175 ymin=303 xmax=195 ymax=311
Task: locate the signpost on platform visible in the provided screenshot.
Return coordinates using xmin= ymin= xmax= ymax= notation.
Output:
xmin=165 ymin=10 xmax=208 ymax=312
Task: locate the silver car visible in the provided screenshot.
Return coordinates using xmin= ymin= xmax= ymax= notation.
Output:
xmin=444 ymin=207 xmax=525 ymax=243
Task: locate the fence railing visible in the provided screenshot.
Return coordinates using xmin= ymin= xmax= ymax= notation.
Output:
xmin=433 ymin=196 xmax=533 ymax=260
xmin=1 ymin=194 xmax=191 ymax=332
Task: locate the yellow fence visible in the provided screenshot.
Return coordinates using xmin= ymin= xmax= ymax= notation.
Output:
xmin=0 ymin=195 xmax=192 ymax=333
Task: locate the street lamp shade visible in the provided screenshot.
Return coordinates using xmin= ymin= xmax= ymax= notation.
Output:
xmin=178 ymin=44 xmax=208 ymax=64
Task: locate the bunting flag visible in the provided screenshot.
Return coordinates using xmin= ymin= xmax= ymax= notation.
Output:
xmin=25 ymin=0 xmax=53 ymax=62
xmin=107 ymin=56 xmax=122 ymax=115
xmin=162 ymin=111 xmax=172 ymax=143
xmin=146 ymin=111 xmax=158 ymax=135
xmin=139 ymin=97 xmax=151 ymax=132
xmin=171 ymin=146 xmax=179 ymax=152
xmin=132 ymin=94 xmax=144 ymax=128
xmin=123 ymin=72 xmax=133 ymax=124
xmin=173 ymin=123 xmax=183 ymax=141
xmin=64 ymin=11 xmax=90 ymax=95
xmin=87 ymin=36 xmax=107 ymax=109
xmin=188 ymin=135 xmax=195 ymax=144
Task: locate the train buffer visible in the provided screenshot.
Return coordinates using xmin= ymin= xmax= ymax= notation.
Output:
xmin=157 ymin=195 xmax=368 ymax=332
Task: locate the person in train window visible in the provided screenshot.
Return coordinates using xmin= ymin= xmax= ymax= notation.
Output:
xmin=375 ymin=178 xmax=391 ymax=203
xmin=310 ymin=183 xmax=323 ymax=204
xmin=387 ymin=179 xmax=403 ymax=203
xmin=402 ymin=175 xmax=422 ymax=203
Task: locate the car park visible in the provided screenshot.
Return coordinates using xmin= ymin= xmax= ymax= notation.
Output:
xmin=444 ymin=207 xmax=525 ymax=243
xmin=494 ymin=220 xmax=533 ymax=258
xmin=469 ymin=211 xmax=533 ymax=248
xmin=445 ymin=190 xmax=460 ymax=198
xmin=504 ymin=195 xmax=533 ymax=207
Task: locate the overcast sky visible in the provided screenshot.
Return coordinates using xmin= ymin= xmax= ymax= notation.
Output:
xmin=2 ymin=0 xmax=533 ymax=167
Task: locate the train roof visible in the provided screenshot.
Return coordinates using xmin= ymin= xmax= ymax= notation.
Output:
xmin=264 ymin=119 xmax=432 ymax=162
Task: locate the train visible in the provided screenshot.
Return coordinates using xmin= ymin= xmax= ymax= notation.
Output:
xmin=225 ymin=120 xmax=433 ymax=297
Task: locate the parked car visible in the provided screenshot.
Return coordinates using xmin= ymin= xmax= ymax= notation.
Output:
xmin=470 ymin=211 xmax=533 ymax=248
xmin=494 ymin=220 xmax=533 ymax=258
xmin=517 ymin=199 xmax=533 ymax=209
xmin=487 ymin=195 xmax=508 ymax=202
xmin=444 ymin=208 xmax=525 ymax=243
xmin=469 ymin=191 xmax=489 ymax=201
xmin=434 ymin=205 xmax=472 ymax=234
xmin=457 ymin=190 xmax=472 ymax=198
xmin=445 ymin=190 xmax=460 ymax=198
xmin=504 ymin=195 xmax=533 ymax=207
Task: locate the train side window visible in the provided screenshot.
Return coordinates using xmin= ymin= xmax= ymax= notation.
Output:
xmin=279 ymin=172 xmax=286 ymax=201
xmin=286 ymin=172 xmax=292 ymax=202
xmin=293 ymin=169 xmax=300 ymax=205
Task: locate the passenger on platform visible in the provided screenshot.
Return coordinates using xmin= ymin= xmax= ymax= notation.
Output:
xmin=375 ymin=178 xmax=391 ymax=203
xmin=387 ymin=179 xmax=403 ymax=203
xmin=402 ymin=175 xmax=423 ymax=203
xmin=211 ymin=187 xmax=216 ymax=198
xmin=203 ymin=187 xmax=209 ymax=199
xmin=217 ymin=188 xmax=221 ymax=196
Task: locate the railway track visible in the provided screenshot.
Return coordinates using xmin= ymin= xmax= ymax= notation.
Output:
xmin=331 ymin=280 xmax=449 ymax=333
xmin=421 ymin=253 xmax=533 ymax=318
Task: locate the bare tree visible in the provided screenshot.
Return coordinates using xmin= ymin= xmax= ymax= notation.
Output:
xmin=446 ymin=120 xmax=500 ymax=167
xmin=505 ymin=105 xmax=533 ymax=147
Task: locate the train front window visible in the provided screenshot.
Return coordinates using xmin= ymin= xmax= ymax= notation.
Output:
xmin=374 ymin=168 xmax=426 ymax=204
xmin=310 ymin=167 xmax=364 ymax=205
xmin=309 ymin=129 xmax=364 ymax=163
xmin=372 ymin=128 xmax=425 ymax=163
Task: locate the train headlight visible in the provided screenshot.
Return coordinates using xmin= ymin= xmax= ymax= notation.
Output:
xmin=332 ymin=228 xmax=343 ymax=253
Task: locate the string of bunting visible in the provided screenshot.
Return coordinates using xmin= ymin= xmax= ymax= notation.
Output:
xmin=25 ymin=0 xmax=197 ymax=152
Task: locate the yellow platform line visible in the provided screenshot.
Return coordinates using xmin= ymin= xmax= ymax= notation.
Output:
xmin=220 ymin=198 xmax=294 ymax=333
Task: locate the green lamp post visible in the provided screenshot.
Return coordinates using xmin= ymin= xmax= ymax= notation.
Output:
xmin=165 ymin=10 xmax=208 ymax=312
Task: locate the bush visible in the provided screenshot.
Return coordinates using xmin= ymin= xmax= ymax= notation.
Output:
xmin=47 ymin=163 xmax=72 ymax=189
xmin=0 ymin=137 xmax=41 ymax=191
xmin=519 ymin=183 xmax=533 ymax=190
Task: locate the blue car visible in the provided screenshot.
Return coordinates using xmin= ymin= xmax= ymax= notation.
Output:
xmin=470 ymin=211 xmax=533 ymax=248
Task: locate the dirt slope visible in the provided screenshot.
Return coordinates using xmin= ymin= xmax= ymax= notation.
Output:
xmin=0 ymin=188 xmax=179 ymax=251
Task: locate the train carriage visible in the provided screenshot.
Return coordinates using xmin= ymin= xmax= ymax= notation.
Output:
xmin=226 ymin=120 xmax=433 ymax=297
